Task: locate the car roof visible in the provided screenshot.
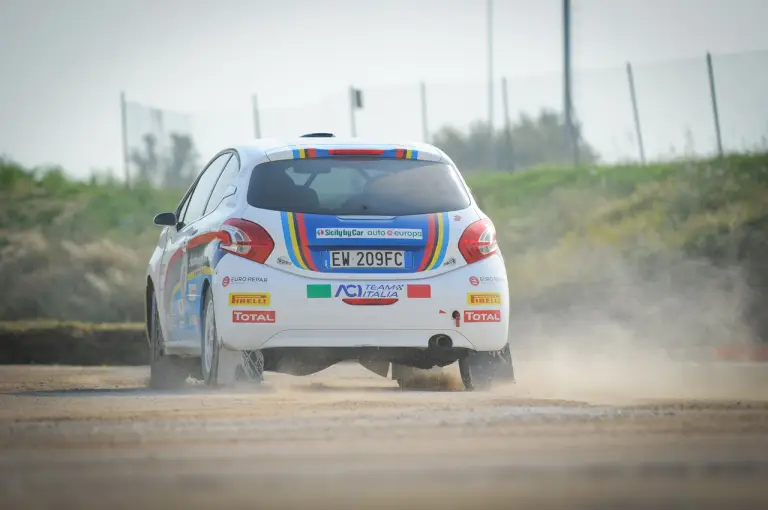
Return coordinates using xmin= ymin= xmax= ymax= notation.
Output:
xmin=231 ymin=136 xmax=446 ymax=162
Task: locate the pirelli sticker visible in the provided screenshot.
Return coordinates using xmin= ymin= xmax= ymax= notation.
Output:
xmin=229 ymin=293 xmax=270 ymax=307
xmin=466 ymin=292 xmax=502 ymax=306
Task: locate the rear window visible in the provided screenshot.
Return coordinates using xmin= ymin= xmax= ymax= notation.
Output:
xmin=247 ymin=158 xmax=471 ymax=216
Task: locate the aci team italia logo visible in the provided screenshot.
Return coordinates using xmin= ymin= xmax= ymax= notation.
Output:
xmin=306 ymin=283 xmax=431 ymax=299
xmin=466 ymin=292 xmax=502 ymax=306
xmin=228 ymin=293 xmax=270 ymax=306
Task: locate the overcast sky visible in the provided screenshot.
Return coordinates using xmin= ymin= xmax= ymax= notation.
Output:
xmin=1 ymin=0 xmax=767 ymax=176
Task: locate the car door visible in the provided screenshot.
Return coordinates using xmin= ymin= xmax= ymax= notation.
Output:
xmin=177 ymin=152 xmax=243 ymax=343
xmin=161 ymin=151 xmax=233 ymax=348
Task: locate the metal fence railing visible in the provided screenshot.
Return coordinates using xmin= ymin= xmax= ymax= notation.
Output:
xmin=121 ymin=49 xmax=768 ymax=185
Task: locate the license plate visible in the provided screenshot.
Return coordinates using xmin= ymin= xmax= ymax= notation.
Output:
xmin=328 ymin=250 xmax=406 ymax=269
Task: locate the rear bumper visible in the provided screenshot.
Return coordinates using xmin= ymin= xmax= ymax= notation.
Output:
xmin=212 ymin=253 xmax=509 ymax=352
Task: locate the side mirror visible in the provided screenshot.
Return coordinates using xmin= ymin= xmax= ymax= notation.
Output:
xmin=153 ymin=212 xmax=177 ymax=227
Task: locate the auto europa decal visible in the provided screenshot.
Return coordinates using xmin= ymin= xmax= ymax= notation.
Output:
xmin=280 ymin=212 xmax=449 ymax=273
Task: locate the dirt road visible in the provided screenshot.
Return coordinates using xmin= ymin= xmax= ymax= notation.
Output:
xmin=2 ymin=359 xmax=768 ymax=510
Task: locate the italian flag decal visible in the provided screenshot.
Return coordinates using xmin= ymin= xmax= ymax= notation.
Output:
xmin=306 ymin=284 xmax=333 ymax=299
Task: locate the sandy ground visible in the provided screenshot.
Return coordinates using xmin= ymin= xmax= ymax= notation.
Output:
xmin=1 ymin=358 xmax=768 ymax=510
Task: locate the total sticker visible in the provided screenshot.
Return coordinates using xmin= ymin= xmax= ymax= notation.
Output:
xmin=232 ymin=310 xmax=276 ymax=323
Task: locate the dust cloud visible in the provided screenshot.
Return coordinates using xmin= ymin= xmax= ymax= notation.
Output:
xmin=504 ymin=246 xmax=767 ymax=404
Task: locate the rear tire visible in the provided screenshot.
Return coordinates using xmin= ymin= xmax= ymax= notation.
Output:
xmin=148 ymin=293 xmax=190 ymax=390
xmin=201 ymin=290 xmax=220 ymax=387
xmin=459 ymin=343 xmax=515 ymax=391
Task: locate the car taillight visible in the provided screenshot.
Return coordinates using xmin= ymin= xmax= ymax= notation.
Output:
xmin=458 ymin=218 xmax=497 ymax=264
xmin=219 ymin=218 xmax=274 ymax=264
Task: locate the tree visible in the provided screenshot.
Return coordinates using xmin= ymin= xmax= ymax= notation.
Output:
xmin=163 ymin=133 xmax=199 ymax=189
xmin=129 ymin=132 xmax=199 ymax=188
xmin=130 ymin=133 xmax=159 ymax=185
xmin=432 ymin=109 xmax=600 ymax=172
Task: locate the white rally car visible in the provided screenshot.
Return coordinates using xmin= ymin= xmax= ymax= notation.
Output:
xmin=145 ymin=133 xmax=514 ymax=391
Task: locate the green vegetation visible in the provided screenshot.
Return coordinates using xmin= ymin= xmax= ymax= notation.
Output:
xmin=433 ymin=111 xmax=599 ymax=172
xmin=1 ymin=154 xmax=766 ymax=344
xmin=0 ymin=320 xmax=146 ymax=366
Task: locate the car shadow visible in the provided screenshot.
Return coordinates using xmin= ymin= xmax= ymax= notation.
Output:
xmin=8 ymin=383 xmax=275 ymax=398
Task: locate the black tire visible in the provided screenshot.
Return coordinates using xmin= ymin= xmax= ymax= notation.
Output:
xmin=148 ymin=292 xmax=190 ymax=390
xmin=459 ymin=343 xmax=515 ymax=391
xmin=200 ymin=290 xmax=220 ymax=386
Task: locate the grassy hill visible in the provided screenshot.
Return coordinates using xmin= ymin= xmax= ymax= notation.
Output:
xmin=1 ymin=154 xmax=766 ymax=347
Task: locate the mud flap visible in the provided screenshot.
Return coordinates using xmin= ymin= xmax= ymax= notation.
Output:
xmin=215 ymin=348 xmax=264 ymax=385
xmin=495 ymin=343 xmax=516 ymax=382
xmin=214 ymin=347 xmax=240 ymax=386
xmin=359 ymin=359 xmax=390 ymax=378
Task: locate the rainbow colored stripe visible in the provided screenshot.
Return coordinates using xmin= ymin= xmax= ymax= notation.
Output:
xmin=280 ymin=212 xmax=449 ymax=273
xmin=280 ymin=212 xmax=317 ymax=271
xmin=417 ymin=212 xmax=449 ymax=271
xmin=290 ymin=147 xmax=420 ymax=160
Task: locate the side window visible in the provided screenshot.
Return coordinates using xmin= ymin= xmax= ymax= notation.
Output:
xmin=204 ymin=154 xmax=240 ymax=215
xmin=181 ymin=153 xmax=232 ymax=225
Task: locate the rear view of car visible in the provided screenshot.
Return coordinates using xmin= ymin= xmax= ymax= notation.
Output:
xmin=146 ymin=138 xmax=514 ymax=391
xmin=210 ymin=143 xmax=513 ymax=389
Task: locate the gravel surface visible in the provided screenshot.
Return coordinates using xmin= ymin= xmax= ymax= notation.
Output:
xmin=1 ymin=359 xmax=768 ymax=510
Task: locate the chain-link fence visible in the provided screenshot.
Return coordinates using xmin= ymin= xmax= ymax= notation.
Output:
xmin=122 ymin=49 xmax=768 ymax=185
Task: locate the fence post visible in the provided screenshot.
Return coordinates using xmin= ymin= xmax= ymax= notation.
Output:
xmin=501 ymin=76 xmax=515 ymax=171
xmin=349 ymin=86 xmax=358 ymax=137
xmin=120 ymin=91 xmax=130 ymax=188
xmin=420 ymin=82 xmax=429 ymax=142
xmin=625 ymin=62 xmax=646 ymax=165
xmin=563 ymin=0 xmax=578 ymax=167
xmin=252 ymin=94 xmax=262 ymax=138
xmin=706 ymin=52 xmax=724 ymax=157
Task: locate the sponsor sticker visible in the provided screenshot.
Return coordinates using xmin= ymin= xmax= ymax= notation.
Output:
xmin=188 ymin=254 xmax=206 ymax=267
xmin=228 ymin=293 xmax=270 ymax=306
xmin=467 ymin=292 xmax=502 ymax=306
xmin=469 ymin=276 xmax=505 ymax=286
xmin=222 ymin=276 xmax=268 ymax=287
xmin=306 ymin=283 xmax=432 ymax=299
xmin=232 ymin=310 xmax=276 ymax=323
xmin=464 ymin=310 xmax=501 ymax=323
xmin=406 ymin=284 xmax=431 ymax=298
xmin=335 ymin=283 xmax=403 ymax=299
xmin=316 ymin=227 xmax=423 ymax=240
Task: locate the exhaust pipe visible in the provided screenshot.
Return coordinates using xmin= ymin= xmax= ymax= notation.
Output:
xmin=429 ymin=334 xmax=453 ymax=349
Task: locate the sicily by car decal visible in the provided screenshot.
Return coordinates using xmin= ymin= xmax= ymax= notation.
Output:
xmin=289 ymin=147 xmax=420 ymax=160
xmin=416 ymin=212 xmax=450 ymax=272
xmin=280 ymin=212 xmax=317 ymax=271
